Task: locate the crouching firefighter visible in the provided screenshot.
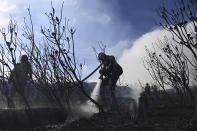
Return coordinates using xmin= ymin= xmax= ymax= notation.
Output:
xmin=98 ymin=52 xmax=123 ymax=112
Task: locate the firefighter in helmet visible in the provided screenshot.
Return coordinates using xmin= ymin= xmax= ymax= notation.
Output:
xmin=9 ymin=54 xmax=32 ymax=95
xmin=98 ymin=52 xmax=123 ymax=111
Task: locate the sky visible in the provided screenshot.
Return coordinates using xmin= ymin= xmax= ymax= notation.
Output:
xmin=0 ymin=0 xmax=174 ymax=85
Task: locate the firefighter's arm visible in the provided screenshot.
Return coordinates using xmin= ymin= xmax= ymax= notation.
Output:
xmin=29 ymin=72 xmax=33 ymax=79
xmin=99 ymin=56 xmax=116 ymax=77
xmin=28 ymin=64 xmax=33 ymax=79
xmin=108 ymin=56 xmax=115 ymax=68
xmin=103 ymin=56 xmax=116 ymax=76
xmin=99 ymin=67 xmax=109 ymax=77
xmin=99 ymin=68 xmax=107 ymax=75
xmin=99 ymin=68 xmax=104 ymax=74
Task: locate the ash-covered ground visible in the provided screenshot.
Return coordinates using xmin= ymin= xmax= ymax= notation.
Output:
xmin=0 ymin=81 xmax=137 ymax=130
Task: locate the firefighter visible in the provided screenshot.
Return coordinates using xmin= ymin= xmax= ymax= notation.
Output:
xmin=98 ymin=52 xmax=123 ymax=111
xmin=9 ymin=54 xmax=32 ymax=95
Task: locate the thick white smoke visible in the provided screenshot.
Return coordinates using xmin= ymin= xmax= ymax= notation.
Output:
xmin=117 ymin=28 xmax=170 ymax=103
xmin=118 ymin=28 xmax=169 ymax=85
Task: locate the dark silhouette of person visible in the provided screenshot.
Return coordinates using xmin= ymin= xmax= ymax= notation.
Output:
xmin=145 ymin=83 xmax=151 ymax=98
xmin=138 ymin=91 xmax=149 ymax=119
xmin=9 ymin=54 xmax=32 ymax=95
xmin=138 ymin=84 xmax=152 ymax=119
xmin=98 ymin=52 xmax=123 ymax=111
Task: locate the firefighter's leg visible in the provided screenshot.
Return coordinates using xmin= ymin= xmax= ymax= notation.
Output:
xmin=100 ymin=78 xmax=108 ymax=107
xmin=110 ymin=76 xmax=119 ymax=112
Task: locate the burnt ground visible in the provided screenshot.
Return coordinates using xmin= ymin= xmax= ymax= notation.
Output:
xmin=0 ymin=108 xmax=66 ymax=130
xmin=61 ymin=94 xmax=197 ymax=131
xmin=0 ymin=87 xmax=197 ymax=131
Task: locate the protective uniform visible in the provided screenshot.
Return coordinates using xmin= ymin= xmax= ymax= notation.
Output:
xmin=98 ymin=52 xmax=123 ymax=111
xmin=9 ymin=55 xmax=32 ymax=95
xmin=98 ymin=53 xmax=123 ymax=88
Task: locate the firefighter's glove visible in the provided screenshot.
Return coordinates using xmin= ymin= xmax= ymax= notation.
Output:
xmin=99 ymin=69 xmax=104 ymax=74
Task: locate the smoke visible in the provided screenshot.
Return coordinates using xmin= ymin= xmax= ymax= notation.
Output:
xmin=116 ymin=28 xmax=171 ymax=108
xmin=129 ymin=84 xmax=143 ymax=104
xmin=66 ymin=79 xmax=102 ymax=122
xmin=118 ymin=28 xmax=170 ymax=85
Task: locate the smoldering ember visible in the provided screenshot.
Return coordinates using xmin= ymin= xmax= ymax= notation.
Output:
xmin=0 ymin=0 xmax=197 ymax=131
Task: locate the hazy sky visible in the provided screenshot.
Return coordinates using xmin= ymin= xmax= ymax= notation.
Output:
xmin=0 ymin=0 xmax=174 ymax=84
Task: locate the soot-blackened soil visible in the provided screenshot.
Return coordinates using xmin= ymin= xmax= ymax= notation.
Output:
xmin=0 ymin=108 xmax=66 ymax=130
xmin=61 ymin=99 xmax=197 ymax=131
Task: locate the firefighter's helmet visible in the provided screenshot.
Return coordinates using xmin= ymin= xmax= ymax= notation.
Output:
xmin=21 ymin=54 xmax=28 ymax=63
xmin=98 ymin=52 xmax=106 ymax=61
